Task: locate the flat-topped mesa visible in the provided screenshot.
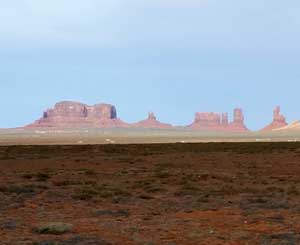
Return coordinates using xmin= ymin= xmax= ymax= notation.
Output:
xmin=43 ymin=101 xmax=88 ymax=119
xmin=188 ymin=108 xmax=249 ymax=132
xmin=189 ymin=112 xmax=230 ymax=130
xmin=190 ymin=112 xmax=221 ymax=129
xmin=132 ymin=112 xmax=173 ymax=129
xmin=26 ymin=101 xmax=129 ymax=128
xmin=42 ymin=101 xmax=117 ymax=119
xmin=261 ymin=106 xmax=288 ymax=131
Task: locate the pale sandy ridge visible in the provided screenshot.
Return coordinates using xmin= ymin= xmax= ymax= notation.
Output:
xmin=274 ymin=120 xmax=300 ymax=131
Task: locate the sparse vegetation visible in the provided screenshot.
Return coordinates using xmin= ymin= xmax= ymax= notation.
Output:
xmin=286 ymin=185 xmax=300 ymax=195
xmin=21 ymin=171 xmax=52 ymax=181
xmin=139 ymin=194 xmax=154 ymax=200
xmin=154 ymin=170 xmax=171 ymax=179
xmin=0 ymin=185 xmax=36 ymax=194
xmin=96 ymin=209 xmax=129 ymax=217
xmin=34 ymin=222 xmax=72 ymax=235
xmin=53 ymin=180 xmax=82 ymax=186
xmin=71 ymin=186 xmax=98 ymax=200
xmin=35 ymin=172 xmax=51 ymax=182
xmin=82 ymin=169 xmax=97 ymax=175
xmin=1 ymin=143 xmax=300 ymax=244
xmin=72 ymin=184 xmax=131 ymax=200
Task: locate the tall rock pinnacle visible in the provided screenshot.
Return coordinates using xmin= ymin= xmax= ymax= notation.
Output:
xmin=261 ymin=106 xmax=288 ymax=131
xmin=132 ymin=112 xmax=173 ymax=129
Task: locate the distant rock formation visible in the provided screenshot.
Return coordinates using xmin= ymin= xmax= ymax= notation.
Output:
xmin=227 ymin=108 xmax=249 ymax=132
xmin=274 ymin=120 xmax=300 ymax=131
xmin=26 ymin=101 xmax=129 ymax=128
xmin=189 ymin=112 xmax=223 ymax=130
xmin=27 ymin=101 xmax=292 ymax=133
xmin=132 ymin=112 xmax=173 ymax=129
xmin=261 ymin=106 xmax=288 ymax=131
xmin=188 ymin=108 xmax=249 ymax=132
xmin=222 ymin=113 xmax=229 ymax=126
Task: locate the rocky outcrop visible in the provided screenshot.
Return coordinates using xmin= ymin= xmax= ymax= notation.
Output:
xmin=227 ymin=108 xmax=249 ymax=132
xmin=26 ymin=101 xmax=129 ymax=128
xmin=261 ymin=106 xmax=288 ymax=131
xmin=188 ymin=108 xmax=249 ymax=132
xmin=189 ymin=112 xmax=223 ymax=130
xmin=133 ymin=112 xmax=173 ymax=129
xmin=222 ymin=113 xmax=229 ymax=126
xmin=27 ymin=101 xmax=288 ymax=133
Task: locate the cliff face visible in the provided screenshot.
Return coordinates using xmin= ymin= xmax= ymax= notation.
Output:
xmin=195 ymin=113 xmax=221 ymax=127
xmin=222 ymin=113 xmax=229 ymax=126
xmin=132 ymin=112 xmax=173 ymax=129
xmin=189 ymin=112 xmax=223 ymax=130
xmin=27 ymin=101 xmax=129 ymax=128
xmin=188 ymin=108 xmax=249 ymax=132
xmin=261 ymin=106 xmax=288 ymax=131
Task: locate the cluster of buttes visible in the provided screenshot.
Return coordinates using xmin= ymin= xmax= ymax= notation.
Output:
xmin=26 ymin=101 xmax=288 ymax=132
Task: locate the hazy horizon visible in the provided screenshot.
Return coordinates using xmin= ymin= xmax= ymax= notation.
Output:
xmin=1 ymin=1 xmax=300 ymax=130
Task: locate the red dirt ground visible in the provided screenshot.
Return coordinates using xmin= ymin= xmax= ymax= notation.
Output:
xmin=0 ymin=143 xmax=300 ymax=244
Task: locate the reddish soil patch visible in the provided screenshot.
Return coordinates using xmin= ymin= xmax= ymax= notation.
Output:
xmin=0 ymin=143 xmax=300 ymax=244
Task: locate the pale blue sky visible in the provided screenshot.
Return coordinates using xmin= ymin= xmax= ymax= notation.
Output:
xmin=1 ymin=0 xmax=300 ymax=129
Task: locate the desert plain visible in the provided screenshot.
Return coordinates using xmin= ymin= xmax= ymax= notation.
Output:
xmin=1 ymin=134 xmax=300 ymax=244
xmin=1 ymin=128 xmax=300 ymax=145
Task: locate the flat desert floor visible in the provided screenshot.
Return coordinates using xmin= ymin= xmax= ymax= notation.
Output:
xmin=1 ymin=142 xmax=300 ymax=244
xmin=1 ymin=128 xmax=300 ymax=145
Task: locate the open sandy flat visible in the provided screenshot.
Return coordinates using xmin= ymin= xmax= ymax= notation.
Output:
xmin=1 ymin=128 xmax=300 ymax=145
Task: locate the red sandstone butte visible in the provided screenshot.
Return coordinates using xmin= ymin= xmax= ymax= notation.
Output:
xmin=227 ymin=108 xmax=249 ymax=132
xmin=26 ymin=101 xmax=129 ymax=128
xmin=261 ymin=106 xmax=288 ymax=131
xmin=132 ymin=112 xmax=173 ymax=129
xmin=189 ymin=112 xmax=223 ymax=130
xmin=188 ymin=108 xmax=249 ymax=132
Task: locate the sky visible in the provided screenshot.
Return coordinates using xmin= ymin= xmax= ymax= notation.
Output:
xmin=1 ymin=0 xmax=300 ymax=130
